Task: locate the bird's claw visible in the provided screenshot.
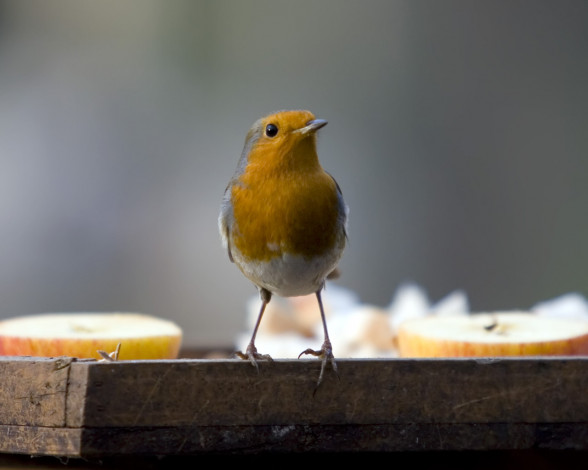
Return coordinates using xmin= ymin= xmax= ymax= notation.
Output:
xmin=298 ymin=339 xmax=339 ymax=393
xmin=235 ymin=344 xmax=273 ymax=372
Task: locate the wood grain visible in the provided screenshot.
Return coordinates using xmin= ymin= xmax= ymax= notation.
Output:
xmin=0 ymin=357 xmax=73 ymax=427
xmin=0 ymin=356 xmax=587 ymax=457
xmin=76 ymin=357 xmax=588 ymax=427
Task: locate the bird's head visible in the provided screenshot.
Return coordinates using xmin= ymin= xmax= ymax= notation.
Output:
xmin=241 ymin=110 xmax=327 ymax=173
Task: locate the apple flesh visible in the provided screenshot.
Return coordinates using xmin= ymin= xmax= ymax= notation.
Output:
xmin=397 ymin=312 xmax=588 ymax=357
xmin=0 ymin=313 xmax=183 ymax=360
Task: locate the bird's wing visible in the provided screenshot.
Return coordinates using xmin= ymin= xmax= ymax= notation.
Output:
xmin=327 ymin=172 xmax=349 ymax=240
xmin=218 ymin=186 xmax=235 ymax=263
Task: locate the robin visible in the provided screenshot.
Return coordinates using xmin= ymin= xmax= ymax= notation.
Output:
xmin=219 ymin=110 xmax=347 ymax=388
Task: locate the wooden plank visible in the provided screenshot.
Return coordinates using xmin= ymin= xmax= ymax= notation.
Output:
xmin=2 ymin=422 xmax=587 ymax=458
xmin=0 ymin=425 xmax=81 ymax=457
xmin=64 ymin=360 xmax=90 ymax=429
xmin=75 ymin=422 xmax=588 ymax=456
xmin=0 ymin=357 xmax=73 ymax=427
xmin=1 ymin=356 xmax=588 ymax=457
xmin=73 ymin=357 xmax=588 ymax=427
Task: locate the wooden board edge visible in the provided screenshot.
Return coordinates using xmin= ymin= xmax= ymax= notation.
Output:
xmin=0 ymin=356 xmax=74 ymax=427
xmin=0 ymin=425 xmax=82 ymax=457
xmin=65 ymin=360 xmax=91 ymax=428
xmin=76 ymin=357 xmax=588 ymax=427
xmin=74 ymin=422 xmax=588 ymax=456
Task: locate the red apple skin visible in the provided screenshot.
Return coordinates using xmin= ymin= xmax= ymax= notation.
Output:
xmin=0 ymin=313 xmax=182 ymax=360
xmin=397 ymin=313 xmax=588 ymax=358
xmin=0 ymin=335 xmax=181 ymax=360
xmin=397 ymin=332 xmax=588 ymax=358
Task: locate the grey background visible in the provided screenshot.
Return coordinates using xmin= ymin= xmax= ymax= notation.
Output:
xmin=1 ymin=0 xmax=587 ymax=348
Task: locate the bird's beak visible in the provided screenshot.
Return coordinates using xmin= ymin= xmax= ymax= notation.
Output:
xmin=296 ymin=119 xmax=328 ymax=135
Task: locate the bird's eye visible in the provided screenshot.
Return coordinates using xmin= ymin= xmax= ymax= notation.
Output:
xmin=265 ymin=124 xmax=278 ymax=137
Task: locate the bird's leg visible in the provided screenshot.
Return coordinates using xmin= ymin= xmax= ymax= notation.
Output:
xmin=235 ymin=287 xmax=273 ymax=371
xmin=298 ymin=288 xmax=339 ymax=390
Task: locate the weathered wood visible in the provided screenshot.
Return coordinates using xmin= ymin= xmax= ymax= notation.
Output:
xmin=1 ymin=356 xmax=588 ymax=457
xmin=64 ymin=360 xmax=90 ymax=429
xmin=74 ymin=357 xmax=588 ymax=427
xmin=0 ymin=425 xmax=81 ymax=456
xmin=0 ymin=356 xmax=73 ymax=427
xmin=2 ymin=422 xmax=587 ymax=457
xmin=74 ymin=422 xmax=588 ymax=455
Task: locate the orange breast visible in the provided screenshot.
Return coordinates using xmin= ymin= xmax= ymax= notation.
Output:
xmin=231 ymin=167 xmax=342 ymax=262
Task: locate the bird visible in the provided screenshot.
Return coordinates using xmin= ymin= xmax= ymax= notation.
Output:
xmin=218 ymin=109 xmax=347 ymax=389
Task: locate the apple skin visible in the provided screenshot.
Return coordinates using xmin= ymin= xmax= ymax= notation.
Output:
xmin=397 ymin=312 xmax=588 ymax=358
xmin=0 ymin=313 xmax=182 ymax=360
xmin=0 ymin=335 xmax=182 ymax=360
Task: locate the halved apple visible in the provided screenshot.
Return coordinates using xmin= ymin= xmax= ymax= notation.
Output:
xmin=0 ymin=313 xmax=182 ymax=360
xmin=397 ymin=312 xmax=588 ymax=357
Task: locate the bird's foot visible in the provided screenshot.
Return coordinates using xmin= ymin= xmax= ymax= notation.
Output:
xmin=235 ymin=343 xmax=273 ymax=372
xmin=298 ymin=338 xmax=339 ymax=393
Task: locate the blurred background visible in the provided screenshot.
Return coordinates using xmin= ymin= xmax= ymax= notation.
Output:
xmin=0 ymin=0 xmax=586 ymax=349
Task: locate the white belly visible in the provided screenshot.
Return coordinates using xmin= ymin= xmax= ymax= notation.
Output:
xmin=232 ymin=246 xmax=344 ymax=297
